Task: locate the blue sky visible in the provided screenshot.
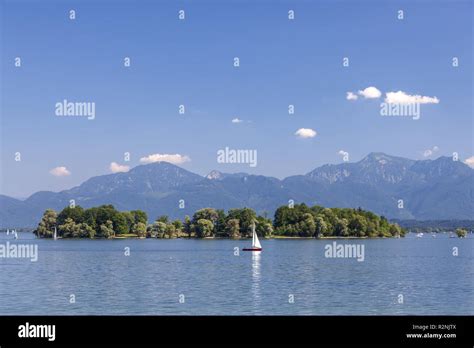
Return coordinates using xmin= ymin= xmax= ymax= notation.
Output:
xmin=1 ymin=0 xmax=472 ymax=197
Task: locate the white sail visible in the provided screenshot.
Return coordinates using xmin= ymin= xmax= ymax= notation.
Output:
xmin=53 ymin=227 xmax=57 ymax=240
xmin=6 ymin=229 xmax=9 ymax=235
xmin=252 ymin=224 xmax=262 ymax=249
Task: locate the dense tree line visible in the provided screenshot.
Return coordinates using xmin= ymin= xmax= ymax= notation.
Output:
xmin=35 ymin=205 xmax=147 ymax=238
xmin=273 ymin=204 xmax=404 ymax=238
xmin=35 ymin=203 xmax=404 ymax=239
xmin=146 ymin=207 xmax=273 ymax=239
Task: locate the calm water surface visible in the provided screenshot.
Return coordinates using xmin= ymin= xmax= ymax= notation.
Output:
xmin=0 ymin=233 xmax=472 ymax=315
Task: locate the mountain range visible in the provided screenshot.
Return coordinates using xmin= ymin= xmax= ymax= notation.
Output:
xmin=1 ymin=152 xmax=473 ymax=227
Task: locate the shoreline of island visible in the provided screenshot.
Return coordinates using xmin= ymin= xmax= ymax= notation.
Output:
xmin=28 ymin=203 xmax=412 ymax=240
xmin=15 ymin=201 xmax=467 ymax=240
xmin=4 ymin=203 xmax=470 ymax=240
xmin=6 ymin=230 xmax=469 ymax=240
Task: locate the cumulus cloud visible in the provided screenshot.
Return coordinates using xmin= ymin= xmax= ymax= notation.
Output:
xmin=358 ymin=86 xmax=382 ymax=99
xmin=231 ymin=118 xmax=243 ymax=123
xmin=464 ymin=156 xmax=474 ymax=168
xmin=385 ymin=91 xmax=440 ymax=105
xmin=423 ymin=146 xmax=439 ymax=157
xmin=346 ymin=92 xmax=358 ymax=101
xmin=50 ymin=166 xmax=71 ymax=177
xmin=295 ymin=128 xmax=317 ymax=138
xmin=140 ymin=153 xmax=191 ymax=164
xmin=110 ymin=162 xmax=130 ymax=173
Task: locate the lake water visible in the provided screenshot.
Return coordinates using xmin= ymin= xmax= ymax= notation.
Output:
xmin=0 ymin=232 xmax=472 ymax=315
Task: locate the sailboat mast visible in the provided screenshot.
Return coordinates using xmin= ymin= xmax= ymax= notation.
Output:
xmin=243 ymin=221 xmax=262 ymax=251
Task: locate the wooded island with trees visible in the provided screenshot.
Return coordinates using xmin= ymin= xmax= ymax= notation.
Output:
xmin=34 ymin=203 xmax=405 ymax=239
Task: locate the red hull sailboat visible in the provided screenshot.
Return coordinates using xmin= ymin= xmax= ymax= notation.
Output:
xmin=243 ymin=223 xmax=262 ymax=251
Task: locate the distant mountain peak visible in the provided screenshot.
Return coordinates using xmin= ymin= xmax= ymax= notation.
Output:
xmin=64 ymin=160 xmax=203 ymax=197
xmin=366 ymin=151 xmax=389 ymax=158
xmin=205 ymin=170 xmax=249 ymax=181
xmin=130 ymin=161 xmax=184 ymax=172
xmin=360 ymin=152 xmax=407 ymax=163
xmin=206 ymin=170 xmax=224 ymax=180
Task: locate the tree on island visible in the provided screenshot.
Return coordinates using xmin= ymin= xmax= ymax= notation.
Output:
xmin=131 ymin=222 xmax=147 ymax=237
xmin=255 ymin=216 xmax=273 ymax=237
xmin=165 ymin=223 xmax=177 ymax=238
xmin=214 ymin=209 xmax=227 ymax=237
xmin=58 ymin=218 xmax=95 ymax=238
xmin=315 ymin=216 xmax=328 ymax=237
xmin=195 ymin=219 xmax=214 ymax=238
xmin=184 ymin=216 xmax=192 ymax=238
xmin=35 ymin=209 xmax=57 ymax=238
xmin=57 ymin=206 xmax=84 ymax=226
xmin=172 ymin=219 xmax=183 ymax=232
xmin=226 ymin=219 xmax=240 ymax=239
xmin=156 ymin=215 xmax=169 ymax=224
xmin=148 ymin=221 xmax=167 ymax=238
xmin=456 ymin=228 xmax=467 ymax=238
xmin=100 ymin=220 xmax=115 ymax=239
xmin=227 ymin=208 xmax=257 ymax=238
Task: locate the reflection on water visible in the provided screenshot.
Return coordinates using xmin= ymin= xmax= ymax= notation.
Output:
xmin=251 ymin=251 xmax=261 ymax=309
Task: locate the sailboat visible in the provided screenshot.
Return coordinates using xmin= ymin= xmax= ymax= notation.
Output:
xmin=6 ymin=229 xmax=9 ymax=235
xmin=243 ymin=223 xmax=262 ymax=251
xmin=13 ymin=230 xmax=18 ymax=239
xmin=53 ymin=227 xmax=57 ymax=240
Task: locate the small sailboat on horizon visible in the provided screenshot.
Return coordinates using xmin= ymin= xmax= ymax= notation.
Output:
xmin=243 ymin=223 xmax=262 ymax=251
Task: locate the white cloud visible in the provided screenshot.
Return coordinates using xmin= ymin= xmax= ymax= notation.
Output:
xmin=50 ymin=166 xmax=71 ymax=177
xmin=139 ymin=153 xmax=191 ymax=164
xmin=464 ymin=156 xmax=474 ymax=168
xmin=423 ymin=146 xmax=439 ymax=157
xmin=346 ymin=92 xmax=358 ymax=101
xmin=110 ymin=162 xmax=130 ymax=173
xmin=358 ymin=86 xmax=382 ymax=99
xmin=385 ymin=91 xmax=439 ymax=105
xmin=338 ymin=150 xmax=348 ymax=156
xmin=295 ymin=128 xmax=317 ymax=138
xmin=231 ymin=118 xmax=243 ymax=123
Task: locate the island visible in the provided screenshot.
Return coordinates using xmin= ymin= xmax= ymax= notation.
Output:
xmin=34 ymin=203 xmax=405 ymax=239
